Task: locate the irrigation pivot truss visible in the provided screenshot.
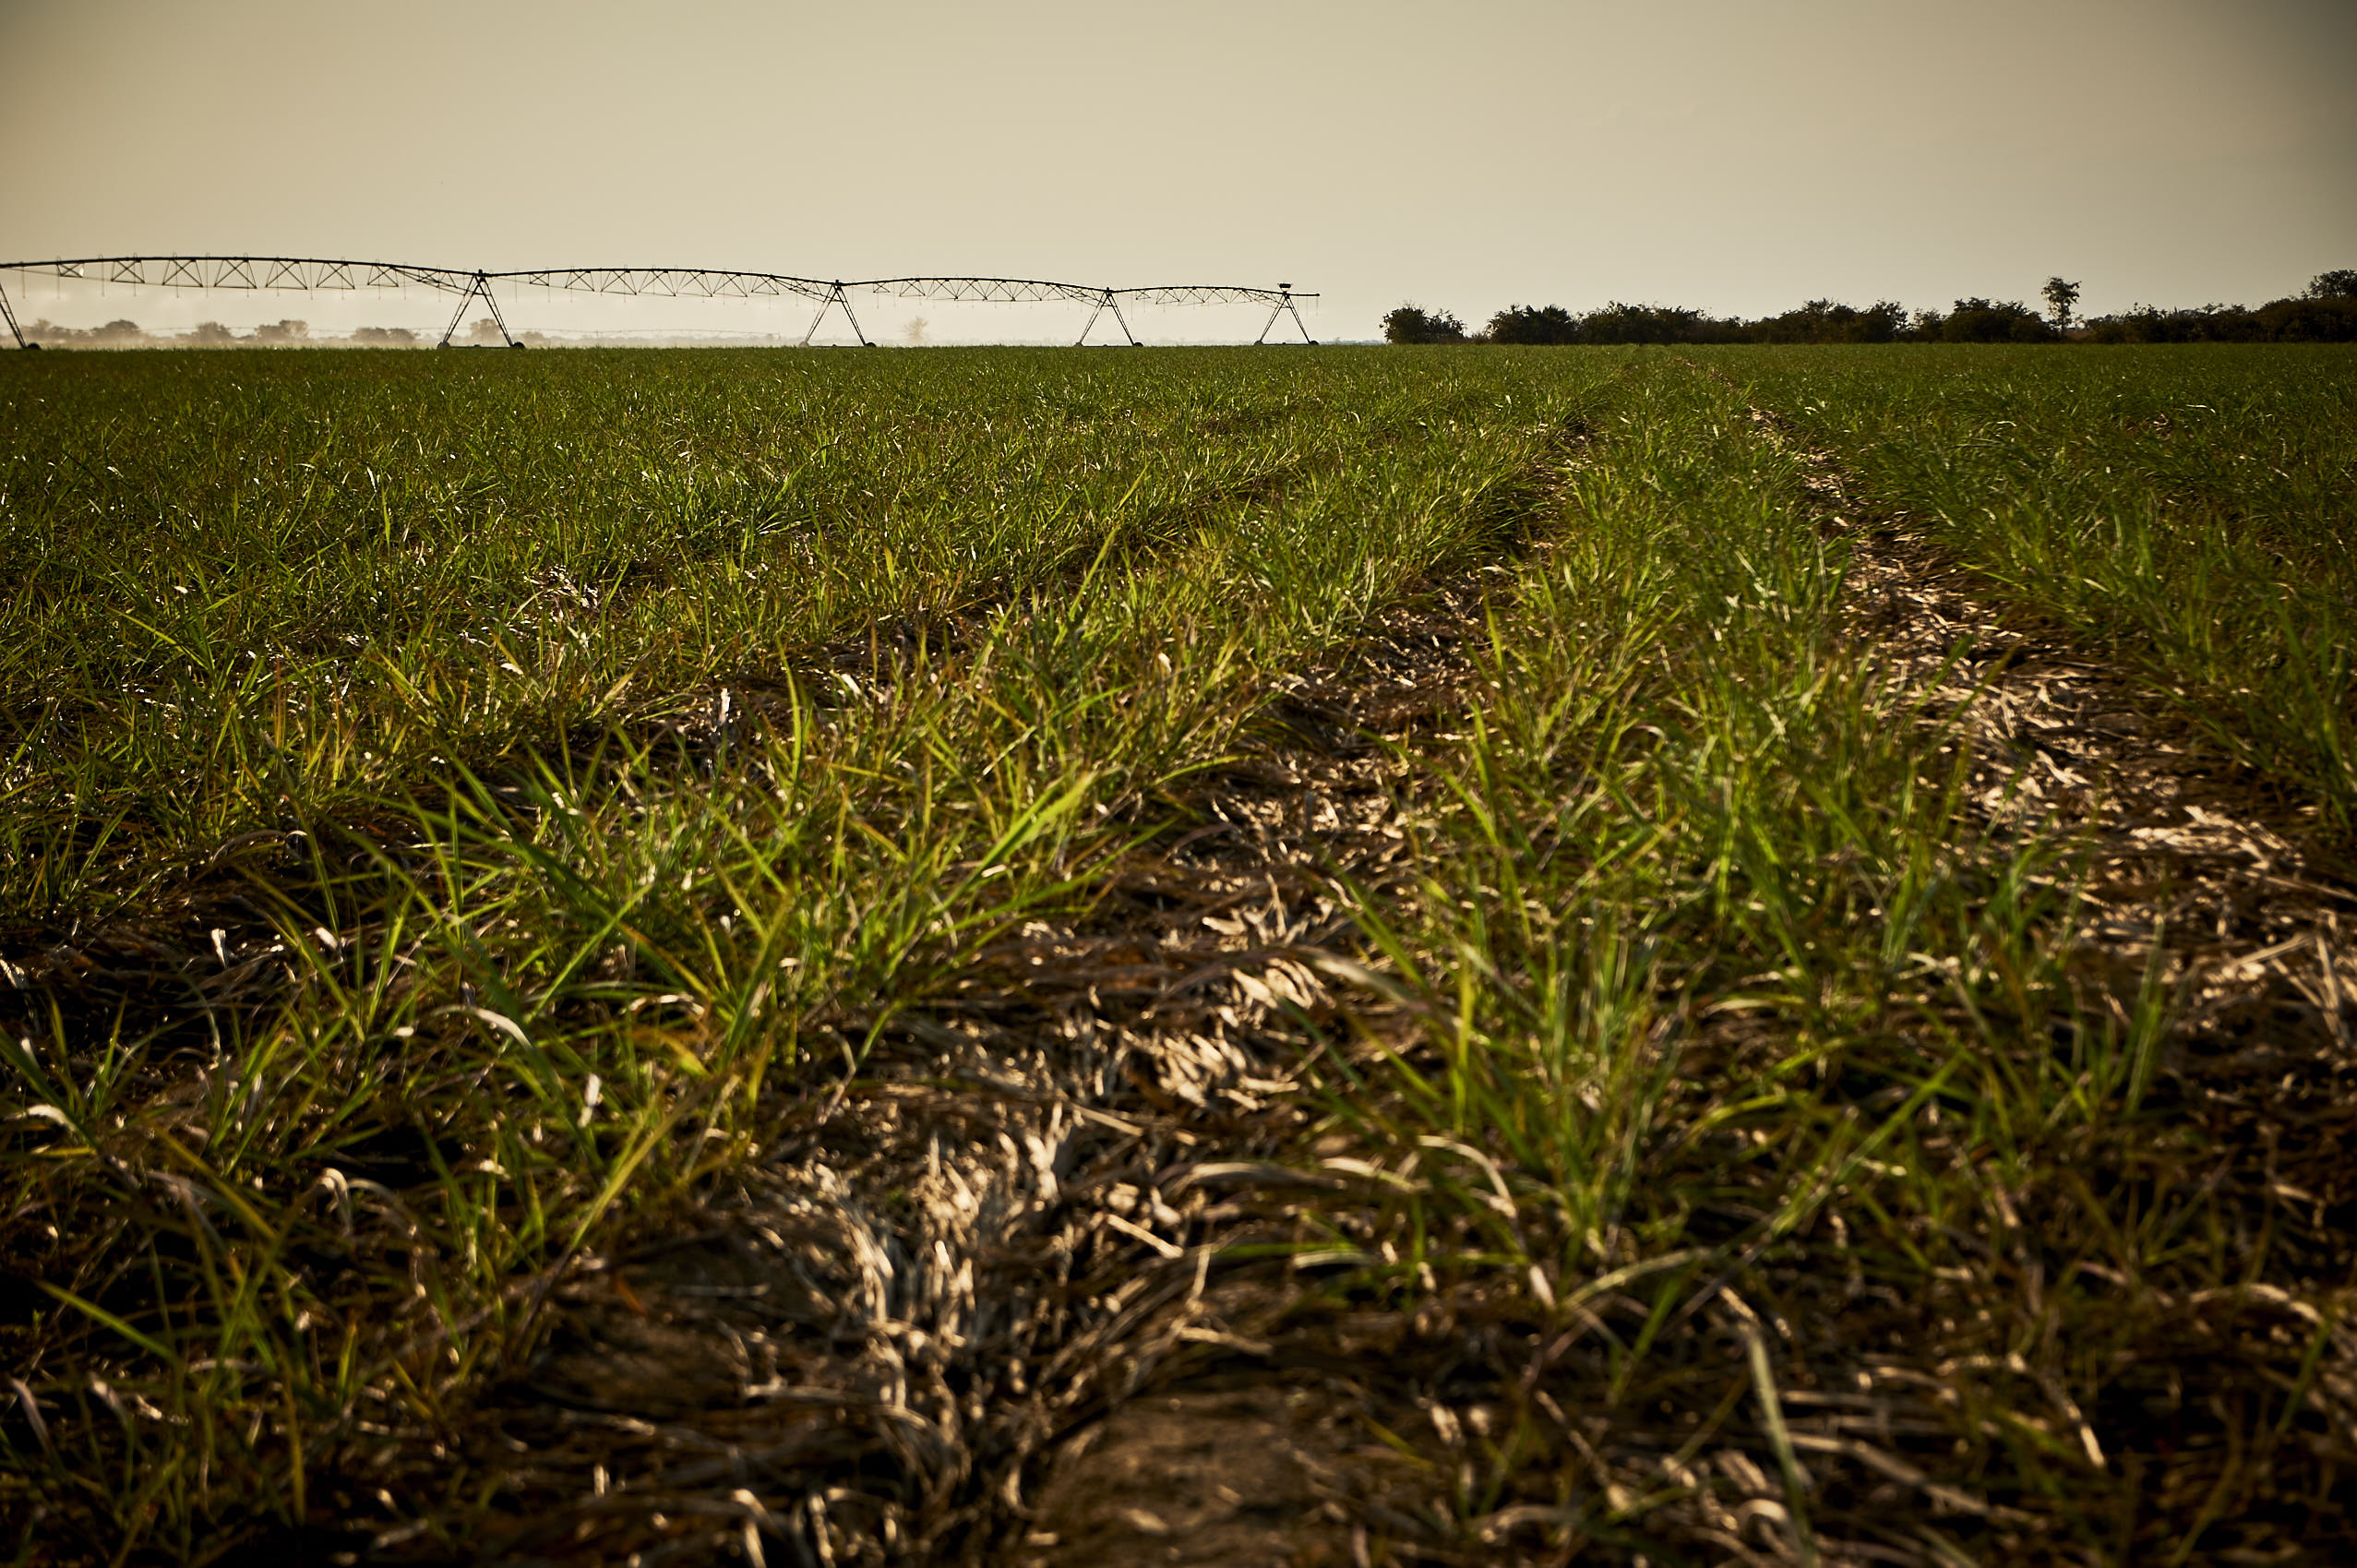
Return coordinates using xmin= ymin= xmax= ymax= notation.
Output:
xmin=0 ymin=256 xmax=1318 ymax=348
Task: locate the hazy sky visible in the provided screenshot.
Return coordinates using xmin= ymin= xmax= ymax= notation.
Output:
xmin=3 ymin=0 xmax=2353 ymax=341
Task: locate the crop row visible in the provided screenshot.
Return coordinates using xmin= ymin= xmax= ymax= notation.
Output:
xmin=4 ymin=344 xmax=2352 ymax=1562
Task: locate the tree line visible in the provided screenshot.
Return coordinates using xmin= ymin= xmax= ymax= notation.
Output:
xmin=1385 ymin=269 xmax=2357 ymax=345
xmin=15 ymin=319 xmax=425 ymax=346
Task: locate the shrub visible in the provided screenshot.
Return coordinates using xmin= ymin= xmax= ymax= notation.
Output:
xmin=2086 ymin=305 xmax=2267 ymax=343
xmin=1382 ymin=305 xmax=1467 ymax=344
xmin=1582 ymin=303 xmax=1720 ymax=345
xmin=1939 ymin=298 xmax=2054 ymax=342
xmin=2256 ymin=294 xmax=2357 ymax=341
xmin=1754 ymin=299 xmax=1908 ymax=343
xmin=1483 ymin=305 xmax=1581 ymax=344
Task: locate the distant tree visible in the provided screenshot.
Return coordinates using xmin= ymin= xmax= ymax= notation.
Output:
xmin=2090 ymin=304 xmax=2254 ymax=343
xmin=353 ymin=325 xmax=419 ymax=345
xmin=189 ymin=321 xmax=237 ymax=345
xmin=1940 ymin=298 xmax=2053 ymax=342
xmin=1755 ymin=299 xmax=1908 ymax=343
xmin=1484 ymin=305 xmax=1580 ymax=344
xmin=2308 ymin=269 xmax=2357 ymax=300
xmin=464 ymin=317 xmax=506 ymax=344
xmin=1382 ymin=305 xmax=1466 ymax=344
xmin=2257 ymin=293 xmax=2357 ymax=341
xmin=2084 ymin=306 xmax=2157 ymax=344
xmin=2041 ymin=277 xmax=2082 ymax=331
xmin=1861 ymin=300 xmax=1908 ymax=340
xmin=254 ymin=319 xmax=310 ymax=344
xmin=1582 ymin=303 xmax=1720 ymax=345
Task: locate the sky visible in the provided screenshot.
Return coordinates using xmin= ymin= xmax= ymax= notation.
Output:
xmin=2 ymin=0 xmax=2353 ymax=342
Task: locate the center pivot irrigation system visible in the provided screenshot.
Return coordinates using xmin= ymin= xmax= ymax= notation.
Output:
xmin=0 ymin=256 xmax=1318 ymax=349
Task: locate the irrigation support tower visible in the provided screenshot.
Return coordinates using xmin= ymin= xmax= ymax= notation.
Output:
xmin=0 ymin=257 xmax=1318 ymax=348
xmin=438 ymin=271 xmax=522 ymax=349
xmin=799 ymin=282 xmax=867 ymax=347
xmin=1256 ymin=285 xmax=1314 ymax=345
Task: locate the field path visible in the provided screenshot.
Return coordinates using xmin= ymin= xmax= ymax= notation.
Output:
xmin=1739 ymin=396 xmax=2357 ymax=1562
xmin=1763 ymin=398 xmax=2357 ymax=1117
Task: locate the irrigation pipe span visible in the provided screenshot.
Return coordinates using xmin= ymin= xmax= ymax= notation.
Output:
xmin=0 ymin=256 xmax=1319 ymax=348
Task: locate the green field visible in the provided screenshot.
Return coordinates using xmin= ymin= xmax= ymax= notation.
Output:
xmin=5 ymin=344 xmax=2354 ymax=1565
